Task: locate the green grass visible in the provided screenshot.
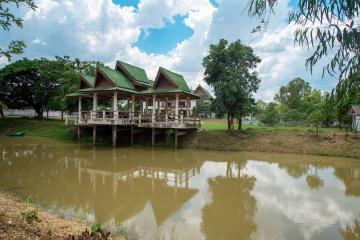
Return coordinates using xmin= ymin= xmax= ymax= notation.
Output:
xmin=201 ymin=119 xmax=342 ymax=134
xmin=0 ymin=117 xmax=76 ymax=140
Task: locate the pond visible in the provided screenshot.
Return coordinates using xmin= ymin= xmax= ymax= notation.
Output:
xmin=0 ymin=136 xmax=359 ymax=240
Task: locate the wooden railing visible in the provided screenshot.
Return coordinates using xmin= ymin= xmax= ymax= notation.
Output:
xmin=66 ymin=111 xmax=201 ymax=128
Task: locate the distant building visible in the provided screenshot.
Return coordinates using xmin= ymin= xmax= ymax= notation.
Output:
xmin=348 ymin=105 xmax=360 ymax=131
xmin=193 ymin=84 xmax=213 ymax=104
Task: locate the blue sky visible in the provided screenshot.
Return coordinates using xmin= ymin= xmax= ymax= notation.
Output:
xmin=0 ymin=0 xmax=337 ymax=101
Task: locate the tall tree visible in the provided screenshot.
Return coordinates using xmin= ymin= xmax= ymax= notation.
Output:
xmin=0 ymin=0 xmax=37 ymax=60
xmin=274 ymin=77 xmax=313 ymax=123
xmin=248 ymin=0 xmax=360 ymax=78
xmin=203 ymin=39 xmax=261 ymax=130
xmin=0 ymin=58 xmax=62 ymax=118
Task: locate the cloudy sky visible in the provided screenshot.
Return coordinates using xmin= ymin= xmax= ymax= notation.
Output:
xmin=1 ymin=0 xmax=338 ymax=101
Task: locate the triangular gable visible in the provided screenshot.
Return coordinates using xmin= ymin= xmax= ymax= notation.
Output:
xmin=348 ymin=105 xmax=360 ymax=116
xmin=116 ymin=61 xmax=151 ymax=87
xmin=79 ymin=74 xmax=95 ymax=89
xmin=194 ymin=85 xmax=212 ymax=99
xmin=94 ymin=67 xmax=116 ymax=88
xmin=153 ymin=68 xmax=177 ymax=89
xmin=94 ymin=66 xmax=136 ymax=90
xmin=153 ymin=67 xmax=191 ymax=93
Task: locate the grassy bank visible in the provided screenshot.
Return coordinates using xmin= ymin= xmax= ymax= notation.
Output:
xmin=0 ymin=117 xmax=77 ymax=140
xmin=1 ymin=117 xmax=360 ymax=159
xmin=0 ymin=192 xmax=95 ymax=239
xmin=184 ymin=119 xmax=360 ymax=158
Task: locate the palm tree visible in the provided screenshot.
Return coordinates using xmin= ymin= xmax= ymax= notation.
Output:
xmin=0 ymin=101 xmax=7 ymax=118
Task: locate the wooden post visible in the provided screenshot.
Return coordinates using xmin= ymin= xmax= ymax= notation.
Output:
xmin=113 ymin=92 xmax=118 ymax=119
xmin=92 ymin=93 xmax=97 ymax=119
xmin=77 ymin=126 xmax=80 ymax=141
xmin=175 ymin=94 xmax=179 ymax=124
xmin=157 ymin=99 xmax=161 ymax=115
xmin=152 ymin=95 xmax=156 ymax=124
xmin=152 ymin=128 xmax=155 ymax=146
xmin=165 ymin=97 xmax=169 ymax=113
xmin=131 ymin=94 xmax=135 ymax=119
xmin=112 ymin=125 xmax=117 ymax=147
xmin=78 ymin=97 xmax=82 ymax=120
xmin=131 ymin=125 xmax=134 ymax=145
xmin=174 ymin=128 xmax=178 ymax=148
xmin=186 ymin=97 xmax=190 ymax=117
xmin=93 ymin=125 xmax=96 ymax=145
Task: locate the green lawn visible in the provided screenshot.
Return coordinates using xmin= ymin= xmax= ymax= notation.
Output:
xmin=0 ymin=117 xmax=76 ymax=140
xmin=201 ymin=118 xmax=342 ymax=134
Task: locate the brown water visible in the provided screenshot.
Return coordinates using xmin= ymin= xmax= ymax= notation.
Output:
xmin=0 ymin=136 xmax=359 ymax=240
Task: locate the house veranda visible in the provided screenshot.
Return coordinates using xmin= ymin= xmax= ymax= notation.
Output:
xmin=66 ymin=61 xmax=201 ymax=147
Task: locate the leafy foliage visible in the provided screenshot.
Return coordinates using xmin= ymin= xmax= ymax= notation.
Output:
xmin=202 ymin=39 xmax=261 ymax=130
xmin=0 ymin=0 xmax=37 ymax=60
xmin=0 ymin=57 xmax=100 ymax=118
xmin=248 ymin=0 xmax=360 ymax=78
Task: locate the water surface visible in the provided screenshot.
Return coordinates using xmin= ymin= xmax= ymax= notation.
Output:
xmin=0 ymin=136 xmax=359 ymax=240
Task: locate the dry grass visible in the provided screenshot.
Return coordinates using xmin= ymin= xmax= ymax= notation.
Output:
xmin=0 ymin=193 xmax=94 ymax=239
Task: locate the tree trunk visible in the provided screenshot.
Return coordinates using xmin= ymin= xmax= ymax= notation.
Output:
xmin=227 ymin=115 xmax=231 ymax=131
xmin=0 ymin=107 xmax=4 ymax=118
xmin=47 ymin=109 xmax=49 ymax=119
xmin=61 ymin=111 xmax=64 ymax=121
xmin=238 ymin=117 xmax=242 ymax=131
xmin=34 ymin=107 xmax=43 ymax=119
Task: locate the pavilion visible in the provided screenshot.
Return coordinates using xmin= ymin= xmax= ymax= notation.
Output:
xmin=66 ymin=60 xmax=200 ymax=147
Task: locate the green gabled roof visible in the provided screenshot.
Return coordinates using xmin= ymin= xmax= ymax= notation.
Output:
xmin=159 ymin=67 xmax=191 ymax=93
xmin=66 ymin=92 xmax=92 ymax=98
xmin=98 ymin=65 xmax=136 ymax=91
xmin=79 ymin=87 xmax=139 ymax=94
xmin=117 ymin=61 xmax=152 ymax=86
xmin=81 ymin=74 xmax=95 ymax=87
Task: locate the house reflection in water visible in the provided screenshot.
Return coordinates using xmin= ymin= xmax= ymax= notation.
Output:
xmin=1 ymin=139 xmax=360 ymax=240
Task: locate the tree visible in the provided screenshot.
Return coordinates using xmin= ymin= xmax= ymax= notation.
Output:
xmin=0 ymin=100 xmax=7 ymax=117
xmin=258 ymin=102 xmax=279 ymax=126
xmin=248 ymin=0 xmax=360 ymax=78
xmin=1 ymin=0 xmax=37 ymax=60
xmin=274 ymin=77 xmax=311 ymax=109
xmin=194 ymin=101 xmax=212 ymax=118
xmin=0 ymin=58 xmax=63 ymax=118
xmin=274 ymin=77 xmax=313 ymax=123
xmin=307 ymin=110 xmax=325 ymax=136
xmin=203 ymin=39 xmax=261 ymax=131
xmin=334 ymin=71 xmax=360 ymax=127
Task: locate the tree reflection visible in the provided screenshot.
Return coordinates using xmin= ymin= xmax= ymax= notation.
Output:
xmin=335 ymin=168 xmax=360 ymax=197
xmin=340 ymin=217 xmax=360 ymax=240
xmin=278 ymin=163 xmax=309 ymax=178
xmin=306 ymin=165 xmax=324 ymax=191
xmin=201 ymin=162 xmax=257 ymax=240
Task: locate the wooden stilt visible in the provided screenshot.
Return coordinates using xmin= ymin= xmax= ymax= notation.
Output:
xmin=93 ymin=125 xmax=96 ymax=145
xmin=112 ymin=125 xmax=117 ymax=147
xmin=174 ymin=128 xmax=178 ymax=148
xmin=131 ymin=125 xmax=134 ymax=145
xmin=152 ymin=128 xmax=155 ymax=146
xmin=77 ymin=126 xmax=80 ymax=141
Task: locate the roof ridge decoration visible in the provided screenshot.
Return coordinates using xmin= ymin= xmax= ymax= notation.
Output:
xmin=116 ymin=60 xmax=152 ymax=87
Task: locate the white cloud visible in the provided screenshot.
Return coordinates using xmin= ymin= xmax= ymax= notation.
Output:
xmin=1 ymin=0 xmax=339 ymax=101
xmin=32 ymin=38 xmax=47 ymax=45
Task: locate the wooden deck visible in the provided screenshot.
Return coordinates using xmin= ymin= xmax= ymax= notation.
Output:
xmin=65 ymin=111 xmax=201 ymax=129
